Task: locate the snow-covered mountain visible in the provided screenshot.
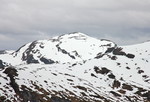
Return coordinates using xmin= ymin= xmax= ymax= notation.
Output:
xmin=0 ymin=32 xmax=150 ymax=102
xmin=0 ymin=32 xmax=116 ymax=66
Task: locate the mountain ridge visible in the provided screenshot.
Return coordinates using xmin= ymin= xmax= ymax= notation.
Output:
xmin=0 ymin=32 xmax=150 ymax=102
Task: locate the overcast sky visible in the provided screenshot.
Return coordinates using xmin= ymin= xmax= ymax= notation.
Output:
xmin=0 ymin=0 xmax=150 ymax=50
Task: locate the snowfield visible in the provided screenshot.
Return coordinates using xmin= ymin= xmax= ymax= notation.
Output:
xmin=0 ymin=32 xmax=150 ymax=102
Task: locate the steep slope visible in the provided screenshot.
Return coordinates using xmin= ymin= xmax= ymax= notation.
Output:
xmin=0 ymin=33 xmax=150 ymax=102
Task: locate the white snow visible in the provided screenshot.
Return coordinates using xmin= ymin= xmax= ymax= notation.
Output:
xmin=0 ymin=33 xmax=149 ymax=102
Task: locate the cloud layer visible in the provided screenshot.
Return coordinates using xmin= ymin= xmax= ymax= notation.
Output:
xmin=0 ymin=0 xmax=150 ymax=50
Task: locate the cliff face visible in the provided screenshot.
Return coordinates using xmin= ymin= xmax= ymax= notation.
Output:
xmin=0 ymin=33 xmax=150 ymax=102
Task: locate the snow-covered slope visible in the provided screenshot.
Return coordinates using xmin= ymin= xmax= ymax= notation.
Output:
xmin=0 ymin=32 xmax=116 ymax=66
xmin=0 ymin=33 xmax=150 ymax=102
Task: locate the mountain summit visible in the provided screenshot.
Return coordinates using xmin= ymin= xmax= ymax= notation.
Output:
xmin=0 ymin=32 xmax=150 ymax=102
xmin=0 ymin=32 xmax=116 ymax=66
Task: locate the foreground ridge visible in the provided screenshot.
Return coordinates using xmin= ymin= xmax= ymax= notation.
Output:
xmin=0 ymin=32 xmax=150 ymax=102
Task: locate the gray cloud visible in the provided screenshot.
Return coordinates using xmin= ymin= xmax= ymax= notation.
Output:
xmin=0 ymin=0 xmax=150 ymax=50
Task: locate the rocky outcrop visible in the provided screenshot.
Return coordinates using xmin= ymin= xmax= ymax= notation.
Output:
xmin=40 ymin=57 xmax=55 ymax=64
xmin=0 ymin=60 xmax=4 ymax=69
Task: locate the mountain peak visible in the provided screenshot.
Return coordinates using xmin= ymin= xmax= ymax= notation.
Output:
xmin=0 ymin=32 xmax=150 ymax=102
xmin=0 ymin=33 xmax=116 ymax=66
xmin=55 ymin=32 xmax=89 ymax=41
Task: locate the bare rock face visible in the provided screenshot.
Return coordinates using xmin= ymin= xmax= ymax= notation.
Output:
xmin=0 ymin=60 xmax=4 ymax=69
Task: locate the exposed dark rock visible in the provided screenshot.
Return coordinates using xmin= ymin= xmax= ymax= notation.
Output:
xmin=138 ymin=70 xmax=144 ymax=74
xmin=26 ymin=54 xmax=39 ymax=64
xmin=142 ymin=75 xmax=149 ymax=78
xmin=91 ymin=73 xmax=98 ymax=78
xmin=40 ymin=57 xmax=55 ymax=64
xmin=108 ymin=73 xmax=115 ymax=79
xmin=142 ymin=91 xmax=150 ymax=100
xmin=0 ymin=60 xmax=4 ymax=69
xmin=116 ymin=62 xmax=121 ymax=66
xmin=126 ymin=66 xmax=130 ymax=70
xmin=72 ymin=51 xmax=81 ymax=57
xmin=126 ymin=53 xmax=135 ymax=59
xmin=110 ymin=91 xmax=121 ymax=97
xmin=75 ymin=86 xmax=87 ymax=92
xmin=3 ymin=67 xmax=18 ymax=78
xmin=56 ymin=44 xmax=76 ymax=59
xmin=113 ymin=47 xmax=135 ymax=59
xmin=21 ymin=88 xmax=40 ymax=102
xmin=0 ymin=96 xmax=6 ymax=102
xmin=111 ymin=56 xmax=117 ymax=60
xmin=94 ymin=66 xmax=110 ymax=74
xmin=22 ymin=41 xmax=38 ymax=62
xmin=71 ymin=63 xmax=77 ymax=67
xmin=105 ymin=47 xmax=115 ymax=53
xmin=112 ymin=80 xmax=121 ymax=89
xmin=3 ymin=67 xmax=20 ymax=94
xmin=118 ymin=90 xmax=126 ymax=94
xmin=122 ymin=84 xmax=133 ymax=91
xmin=125 ymin=96 xmax=132 ymax=102
xmin=39 ymin=44 xmax=44 ymax=48
xmin=95 ymin=52 xmax=104 ymax=59
xmin=67 ymin=79 xmax=73 ymax=82
xmin=113 ymin=47 xmax=126 ymax=56
xmin=20 ymin=85 xmax=51 ymax=102
xmin=15 ymin=44 xmax=26 ymax=54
